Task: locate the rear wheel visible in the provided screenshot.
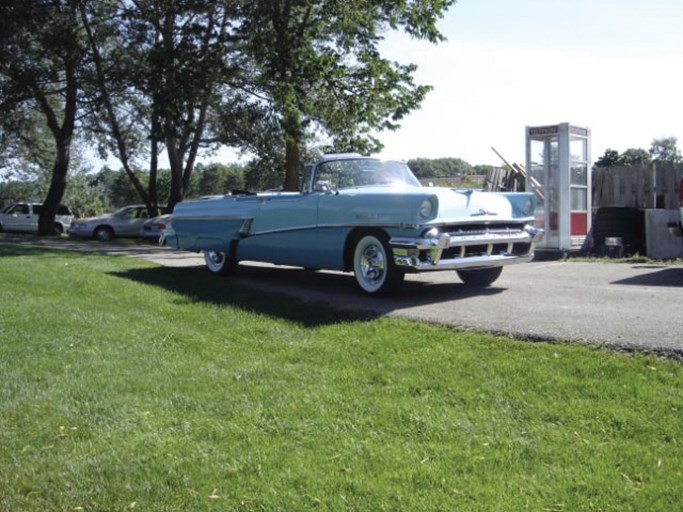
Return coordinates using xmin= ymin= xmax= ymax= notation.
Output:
xmin=457 ymin=267 xmax=503 ymax=287
xmin=353 ymin=233 xmax=403 ymax=296
xmin=204 ymin=250 xmax=237 ymax=275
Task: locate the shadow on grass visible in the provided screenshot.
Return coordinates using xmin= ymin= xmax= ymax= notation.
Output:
xmin=111 ymin=265 xmax=379 ymax=328
xmin=0 ymin=242 xmax=67 ymax=257
xmin=112 ymin=261 xmax=505 ymax=327
xmin=2 ymin=239 xmax=505 ymax=327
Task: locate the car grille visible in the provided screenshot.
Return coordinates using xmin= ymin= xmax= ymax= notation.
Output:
xmin=436 ymin=222 xmax=532 ymax=259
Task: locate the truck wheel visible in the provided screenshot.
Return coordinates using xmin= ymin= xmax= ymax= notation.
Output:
xmin=204 ymin=251 xmax=237 ymax=276
xmin=353 ymin=233 xmax=403 ymax=296
xmin=457 ymin=267 xmax=503 ymax=287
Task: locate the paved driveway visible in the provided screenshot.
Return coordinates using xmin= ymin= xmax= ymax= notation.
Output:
xmin=3 ymin=235 xmax=682 ymax=356
xmin=204 ymin=259 xmax=683 ymax=356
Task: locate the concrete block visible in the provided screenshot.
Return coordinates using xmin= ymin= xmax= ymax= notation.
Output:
xmin=645 ymin=209 xmax=683 ymax=259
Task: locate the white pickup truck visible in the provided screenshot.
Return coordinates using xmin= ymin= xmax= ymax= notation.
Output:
xmin=668 ymin=177 xmax=683 ymax=237
xmin=0 ymin=202 xmax=74 ymax=234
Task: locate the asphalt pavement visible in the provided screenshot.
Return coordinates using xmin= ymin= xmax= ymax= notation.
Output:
xmin=3 ymin=234 xmax=682 ymax=357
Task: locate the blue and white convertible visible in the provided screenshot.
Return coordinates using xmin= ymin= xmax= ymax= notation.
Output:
xmin=162 ymin=154 xmax=543 ymax=296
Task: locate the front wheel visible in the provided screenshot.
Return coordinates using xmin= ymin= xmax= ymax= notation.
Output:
xmin=94 ymin=226 xmax=113 ymax=242
xmin=204 ymin=250 xmax=237 ymax=276
xmin=457 ymin=267 xmax=503 ymax=287
xmin=353 ymin=233 xmax=403 ymax=296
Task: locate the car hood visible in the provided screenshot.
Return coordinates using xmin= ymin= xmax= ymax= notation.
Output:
xmin=337 ymin=185 xmax=532 ymax=223
xmin=73 ymin=215 xmax=114 ymax=225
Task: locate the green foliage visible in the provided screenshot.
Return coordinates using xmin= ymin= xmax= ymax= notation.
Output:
xmin=238 ymin=0 xmax=456 ymax=190
xmin=621 ymin=148 xmax=651 ymax=166
xmin=596 ymin=138 xmax=682 ymax=168
xmin=61 ymin=169 xmax=105 ymax=218
xmin=0 ymin=0 xmax=86 ymax=234
xmin=193 ymin=163 xmax=246 ymax=197
xmin=595 ymin=148 xmax=622 ymax=168
xmin=407 ymin=157 xmax=473 ymax=178
xmin=1 ymin=244 xmax=683 ymax=510
xmin=649 ymin=136 xmax=682 ymax=163
xmin=595 ymin=143 xmax=661 ymax=167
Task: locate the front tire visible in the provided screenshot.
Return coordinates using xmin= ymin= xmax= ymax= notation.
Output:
xmin=204 ymin=251 xmax=237 ymax=276
xmin=353 ymin=233 xmax=403 ymax=296
xmin=457 ymin=267 xmax=503 ymax=287
xmin=94 ymin=226 xmax=113 ymax=242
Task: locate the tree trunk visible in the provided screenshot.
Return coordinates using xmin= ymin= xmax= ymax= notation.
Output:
xmin=283 ymin=104 xmax=302 ymax=192
xmin=167 ymin=136 xmax=184 ymax=211
xmin=38 ymin=138 xmax=70 ymax=236
xmin=35 ymin=52 xmax=77 ymax=236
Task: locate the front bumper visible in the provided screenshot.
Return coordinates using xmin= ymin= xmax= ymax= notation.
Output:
xmin=391 ymin=224 xmax=544 ymax=271
xmin=68 ymin=226 xmax=93 ymax=238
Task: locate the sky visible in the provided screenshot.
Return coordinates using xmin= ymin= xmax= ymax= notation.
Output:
xmin=371 ymin=0 xmax=683 ymax=166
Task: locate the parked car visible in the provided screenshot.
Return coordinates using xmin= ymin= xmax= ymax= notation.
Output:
xmin=139 ymin=213 xmax=173 ymax=242
xmin=70 ymin=205 xmax=164 ymax=241
xmin=667 ymin=176 xmax=683 ymax=237
xmin=0 ymin=202 xmax=74 ymax=234
xmin=162 ymin=154 xmax=543 ymax=296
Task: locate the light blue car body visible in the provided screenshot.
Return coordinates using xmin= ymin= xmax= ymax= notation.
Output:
xmin=163 ymin=154 xmax=543 ymax=289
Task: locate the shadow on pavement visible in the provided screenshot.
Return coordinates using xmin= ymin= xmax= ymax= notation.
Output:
xmin=612 ymin=266 xmax=683 ymax=287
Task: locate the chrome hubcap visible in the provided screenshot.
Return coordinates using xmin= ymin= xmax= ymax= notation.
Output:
xmin=207 ymin=251 xmax=223 ymax=264
xmin=205 ymin=251 xmax=225 ymax=271
xmin=359 ymin=244 xmax=386 ymax=285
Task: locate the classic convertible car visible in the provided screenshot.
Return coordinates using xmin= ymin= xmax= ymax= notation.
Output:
xmin=162 ymin=154 xmax=543 ymax=296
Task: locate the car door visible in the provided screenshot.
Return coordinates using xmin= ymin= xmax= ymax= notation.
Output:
xmin=237 ymin=193 xmax=321 ymax=268
xmin=3 ymin=203 xmax=32 ymax=232
xmin=116 ymin=207 xmax=149 ymax=236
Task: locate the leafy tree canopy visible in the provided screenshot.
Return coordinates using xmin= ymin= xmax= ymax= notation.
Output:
xmin=595 ymin=139 xmax=680 ymax=168
xmin=407 ymin=157 xmax=472 ymax=178
xmin=649 ymin=136 xmax=682 ymax=164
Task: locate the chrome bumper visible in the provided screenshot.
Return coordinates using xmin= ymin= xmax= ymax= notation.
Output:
xmin=390 ymin=225 xmax=544 ymax=271
xmin=158 ymin=228 xmax=177 ymax=248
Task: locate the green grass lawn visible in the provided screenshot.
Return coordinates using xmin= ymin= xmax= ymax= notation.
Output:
xmin=1 ymin=243 xmax=682 ymax=511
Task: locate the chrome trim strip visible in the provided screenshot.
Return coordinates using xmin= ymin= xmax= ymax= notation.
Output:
xmin=176 ymin=216 xmax=252 ymax=222
xmin=176 ymin=217 xmax=414 ymax=235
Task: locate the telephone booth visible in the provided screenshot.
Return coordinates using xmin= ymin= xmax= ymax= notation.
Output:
xmin=526 ymin=123 xmax=591 ymax=253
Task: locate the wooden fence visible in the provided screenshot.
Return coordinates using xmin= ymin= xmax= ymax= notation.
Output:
xmin=593 ymin=163 xmax=683 ymax=210
xmin=484 ymin=162 xmax=683 ymax=210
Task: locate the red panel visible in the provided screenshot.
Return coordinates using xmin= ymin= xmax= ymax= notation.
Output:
xmin=571 ymin=212 xmax=588 ymax=236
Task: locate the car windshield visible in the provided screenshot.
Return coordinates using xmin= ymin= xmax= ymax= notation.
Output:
xmin=112 ymin=207 xmax=136 ymax=219
xmin=312 ymin=158 xmax=421 ymax=192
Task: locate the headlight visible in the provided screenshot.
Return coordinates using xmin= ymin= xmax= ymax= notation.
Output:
xmin=424 ymin=227 xmax=440 ymax=239
xmin=419 ymin=199 xmax=434 ymax=219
